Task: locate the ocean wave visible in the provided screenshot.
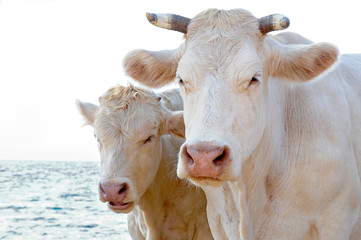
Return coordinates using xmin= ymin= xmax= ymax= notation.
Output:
xmin=0 ymin=160 xmax=130 ymax=240
xmin=0 ymin=206 xmax=27 ymax=212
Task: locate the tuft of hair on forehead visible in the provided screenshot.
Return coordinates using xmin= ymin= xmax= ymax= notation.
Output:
xmin=98 ymin=84 xmax=160 ymax=111
xmin=187 ymin=8 xmax=262 ymax=40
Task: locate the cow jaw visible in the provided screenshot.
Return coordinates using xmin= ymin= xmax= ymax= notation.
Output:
xmin=186 ymin=177 xmax=226 ymax=188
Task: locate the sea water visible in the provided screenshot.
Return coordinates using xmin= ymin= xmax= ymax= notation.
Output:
xmin=0 ymin=160 xmax=131 ymax=240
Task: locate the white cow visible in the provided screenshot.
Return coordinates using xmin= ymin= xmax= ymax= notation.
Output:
xmin=77 ymin=85 xmax=213 ymax=240
xmin=123 ymin=8 xmax=361 ymax=240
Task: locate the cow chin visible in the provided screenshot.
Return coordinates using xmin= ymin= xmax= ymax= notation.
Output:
xmin=177 ymin=167 xmax=232 ymax=188
xmin=187 ymin=176 xmax=226 ymax=188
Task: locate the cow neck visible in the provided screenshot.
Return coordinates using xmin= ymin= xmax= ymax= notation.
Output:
xmin=238 ymin=79 xmax=294 ymax=238
xmin=236 ymin=128 xmax=272 ymax=239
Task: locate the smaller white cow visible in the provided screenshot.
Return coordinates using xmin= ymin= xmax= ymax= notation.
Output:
xmin=77 ymin=85 xmax=212 ymax=240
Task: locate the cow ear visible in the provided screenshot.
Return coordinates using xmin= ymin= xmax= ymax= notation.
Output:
xmin=160 ymin=111 xmax=185 ymax=139
xmin=265 ymin=39 xmax=339 ymax=81
xmin=76 ymin=100 xmax=99 ymax=126
xmin=123 ymin=46 xmax=183 ymax=88
xmin=158 ymin=89 xmax=183 ymax=111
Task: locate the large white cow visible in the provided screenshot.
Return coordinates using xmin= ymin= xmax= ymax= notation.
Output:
xmin=123 ymin=8 xmax=361 ymax=240
xmin=77 ymin=85 xmax=213 ymax=239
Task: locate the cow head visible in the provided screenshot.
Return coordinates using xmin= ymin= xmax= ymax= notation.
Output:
xmin=123 ymin=8 xmax=339 ymax=187
xmin=77 ymin=85 xmax=184 ymax=213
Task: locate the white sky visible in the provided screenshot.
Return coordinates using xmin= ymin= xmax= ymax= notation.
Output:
xmin=0 ymin=0 xmax=360 ymax=161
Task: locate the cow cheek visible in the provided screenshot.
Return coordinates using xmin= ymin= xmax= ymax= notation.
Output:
xmin=132 ymin=141 xmax=163 ymax=197
xmin=99 ymin=151 xmax=127 ymax=182
xmin=230 ymin=94 xmax=266 ymax=162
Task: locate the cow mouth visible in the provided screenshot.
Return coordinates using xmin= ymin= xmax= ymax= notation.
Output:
xmin=188 ymin=176 xmax=224 ymax=187
xmin=107 ymin=201 xmax=134 ymax=212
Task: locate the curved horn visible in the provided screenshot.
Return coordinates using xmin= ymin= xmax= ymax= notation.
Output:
xmin=259 ymin=14 xmax=290 ymax=35
xmin=146 ymin=13 xmax=191 ymax=34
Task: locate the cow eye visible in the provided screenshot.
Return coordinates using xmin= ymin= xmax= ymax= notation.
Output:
xmin=94 ymin=134 xmax=101 ymax=144
xmin=143 ymin=135 xmax=155 ymax=144
xmin=96 ymin=139 xmax=102 ymax=148
xmin=249 ymin=76 xmax=260 ymax=86
xmin=178 ymin=78 xmax=184 ymax=86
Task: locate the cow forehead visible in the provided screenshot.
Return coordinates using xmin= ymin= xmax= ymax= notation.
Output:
xmin=95 ymin=103 xmax=161 ymax=144
xmin=178 ymin=40 xmax=262 ymax=86
xmin=184 ymin=9 xmax=261 ymax=59
xmin=178 ymin=10 xmax=263 ymax=83
xmin=122 ymin=104 xmax=160 ymax=140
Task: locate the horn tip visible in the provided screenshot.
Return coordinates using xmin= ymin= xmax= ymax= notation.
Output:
xmin=280 ymin=16 xmax=290 ymax=29
xmin=146 ymin=12 xmax=157 ymax=23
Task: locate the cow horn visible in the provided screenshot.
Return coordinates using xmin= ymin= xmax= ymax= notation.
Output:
xmin=258 ymin=14 xmax=290 ymax=35
xmin=146 ymin=13 xmax=191 ymax=34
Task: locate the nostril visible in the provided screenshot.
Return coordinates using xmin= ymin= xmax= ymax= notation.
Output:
xmin=213 ymin=145 xmax=229 ymax=166
xmin=118 ymin=183 xmax=128 ymax=194
xmin=213 ymin=151 xmax=225 ymax=165
xmin=182 ymin=145 xmax=194 ymax=165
